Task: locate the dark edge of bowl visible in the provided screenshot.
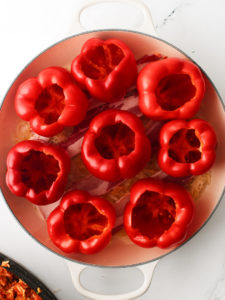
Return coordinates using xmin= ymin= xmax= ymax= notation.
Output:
xmin=0 ymin=28 xmax=225 ymax=270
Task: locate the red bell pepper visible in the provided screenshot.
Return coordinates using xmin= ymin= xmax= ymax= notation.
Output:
xmin=158 ymin=119 xmax=217 ymax=177
xmin=81 ymin=109 xmax=151 ymax=181
xmin=124 ymin=178 xmax=194 ymax=248
xmin=71 ymin=38 xmax=137 ymax=102
xmin=15 ymin=66 xmax=88 ymax=137
xmin=6 ymin=140 xmax=70 ymax=205
xmin=47 ymin=190 xmax=116 ymax=254
xmin=137 ymin=57 xmax=205 ymax=120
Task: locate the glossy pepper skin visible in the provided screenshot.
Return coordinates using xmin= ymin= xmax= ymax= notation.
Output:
xmin=6 ymin=140 xmax=70 ymax=205
xmin=124 ymin=178 xmax=194 ymax=248
xmin=71 ymin=38 xmax=138 ymax=102
xmin=137 ymin=57 xmax=205 ymax=120
xmin=15 ymin=66 xmax=88 ymax=137
xmin=81 ymin=109 xmax=151 ymax=182
xmin=158 ymin=119 xmax=217 ymax=177
xmin=47 ymin=190 xmax=116 ymax=254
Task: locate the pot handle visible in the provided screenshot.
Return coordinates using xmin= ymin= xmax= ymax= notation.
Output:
xmin=71 ymin=0 xmax=157 ymax=36
xmin=66 ymin=259 xmax=159 ymax=300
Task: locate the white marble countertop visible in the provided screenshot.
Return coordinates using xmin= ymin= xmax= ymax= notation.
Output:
xmin=1 ymin=0 xmax=225 ymax=299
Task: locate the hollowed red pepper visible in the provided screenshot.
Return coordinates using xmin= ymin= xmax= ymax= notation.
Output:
xmin=47 ymin=190 xmax=116 ymax=254
xmin=81 ymin=109 xmax=151 ymax=182
xmin=137 ymin=57 xmax=205 ymax=120
xmin=124 ymin=178 xmax=194 ymax=248
xmin=158 ymin=119 xmax=217 ymax=177
xmin=6 ymin=140 xmax=70 ymax=205
xmin=15 ymin=66 xmax=88 ymax=137
xmin=71 ymin=38 xmax=137 ymax=102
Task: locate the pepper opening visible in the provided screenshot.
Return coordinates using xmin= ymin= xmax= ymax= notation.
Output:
xmin=168 ymin=129 xmax=201 ymax=163
xmin=64 ymin=203 xmax=108 ymax=240
xmin=81 ymin=43 xmax=125 ymax=80
xmin=20 ymin=150 xmax=60 ymax=194
xmin=35 ymin=84 xmax=65 ymax=124
xmin=132 ymin=191 xmax=176 ymax=239
xmin=95 ymin=122 xmax=135 ymax=159
xmin=156 ymin=74 xmax=196 ymax=111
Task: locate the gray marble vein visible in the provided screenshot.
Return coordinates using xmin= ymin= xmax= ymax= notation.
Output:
xmin=207 ymin=262 xmax=225 ymax=300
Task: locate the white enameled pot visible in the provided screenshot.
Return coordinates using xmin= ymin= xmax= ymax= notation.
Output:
xmin=0 ymin=0 xmax=225 ymax=299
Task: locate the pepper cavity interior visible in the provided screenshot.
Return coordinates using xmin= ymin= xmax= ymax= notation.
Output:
xmin=20 ymin=150 xmax=60 ymax=194
xmin=95 ymin=122 xmax=135 ymax=159
xmin=35 ymin=84 xmax=65 ymax=124
xmin=155 ymin=74 xmax=196 ymax=111
xmin=131 ymin=191 xmax=176 ymax=239
xmin=81 ymin=44 xmax=125 ymax=80
xmin=64 ymin=203 xmax=108 ymax=240
xmin=168 ymin=128 xmax=202 ymax=163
